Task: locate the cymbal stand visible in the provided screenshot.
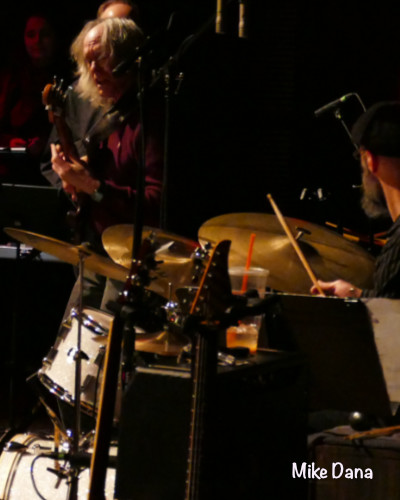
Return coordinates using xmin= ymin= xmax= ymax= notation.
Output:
xmin=67 ymin=245 xmax=90 ymax=500
xmin=4 ymin=242 xmax=22 ymax=436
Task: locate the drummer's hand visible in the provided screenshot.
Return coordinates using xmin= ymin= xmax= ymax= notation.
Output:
xmin=51 ymin=144 xmax=100 ymax=197
xmin=310 ymin=279 xmax=362 ymax=298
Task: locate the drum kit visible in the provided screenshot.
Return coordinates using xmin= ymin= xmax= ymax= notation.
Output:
xmin=0 ymin=212 xmax=376 ymax=498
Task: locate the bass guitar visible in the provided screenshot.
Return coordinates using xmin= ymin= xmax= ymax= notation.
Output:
xmin=42 ymin=80 xmax=89 ymax=243
xmin=184 ymin=239 xmax=232 ymax=500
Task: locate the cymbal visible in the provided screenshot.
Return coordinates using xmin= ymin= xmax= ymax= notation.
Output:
xmin=198 ymin=213 xmax=375 ymax=295
xmin=102 ymin=225 xmax=199 ymax=297
xmin=135 ymin=329 xmax=189 ymax=357
xmin=102 ymin=225 xmax=198 ymax=266
xmin=4 ymin=227 xmax=128 ymax=282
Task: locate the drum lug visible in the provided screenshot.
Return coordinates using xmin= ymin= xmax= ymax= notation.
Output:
xmin=43 ymin=347 xmax=58 ymax=366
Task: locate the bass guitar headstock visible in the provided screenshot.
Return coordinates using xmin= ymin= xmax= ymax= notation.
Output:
xmin=42 ymin=78 xmax=82 ymax=166
xmin=189 ymin=239 xmax=232 ymax=321
xmin=42 ymin=78 xmax=67 ymax=123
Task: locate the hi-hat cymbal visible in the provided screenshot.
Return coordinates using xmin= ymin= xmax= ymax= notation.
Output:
xmin=102 ymin=225 xmax=199 ymax=297
xmin=102 ymin=225 xmax=198 ymax=267
xmin=198 ymin=213 xmax=375 ymax=295
xmin=4 ymin=227 xmax=128 ymax=282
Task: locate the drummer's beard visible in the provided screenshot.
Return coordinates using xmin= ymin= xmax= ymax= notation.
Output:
xmin=361 ymin=162 xmax=388 ymax=218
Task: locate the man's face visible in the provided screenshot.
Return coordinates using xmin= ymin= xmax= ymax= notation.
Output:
xmin=83 ymin=24 xmax=132 ymax=101
xmin=360 ymin=152 xmax=388 ymax=218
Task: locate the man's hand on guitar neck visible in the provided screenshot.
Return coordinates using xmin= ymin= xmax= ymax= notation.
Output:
xmin=50 ymin=143 xmax=100 ymax=201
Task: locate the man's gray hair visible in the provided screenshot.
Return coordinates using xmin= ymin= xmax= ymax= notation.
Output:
xmin=71 ymin=17 xmax=144 ymax=107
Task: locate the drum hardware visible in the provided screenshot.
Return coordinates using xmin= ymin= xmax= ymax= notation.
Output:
xmin=175 ymin=286 xmax=198 ymax=316
xmin=294 ymin=226 xmax=311 ymax=241
xmin=66 ymin=244 xmax=91 ymax=500
xmin=38 ymin=308 xmax=116 ymax=419
xmin=2 ymin=440 xmax=28 ymax=452
xmin=0 ymin=433 xmax=117 ymax=499
xmin=42 ymin=347 xmax=58 ymax=367
xmin=101 ymin=224 xmax=200 ymax=299
xmin=3 ymin=225 xmax=205 ymax=496
xmin=133 ymin=283 xmax=191 ymax=357
xmin=71 ymin=309 xmax=109 ymax=337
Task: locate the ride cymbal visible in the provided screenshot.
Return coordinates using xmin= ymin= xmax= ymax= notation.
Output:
xmin=4 ymin=227 xmax=128 ymax=282
xmin=198 ymin=213 xmax=375 ymax=295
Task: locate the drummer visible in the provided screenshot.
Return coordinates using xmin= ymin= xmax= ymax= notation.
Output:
xmin=50 ymin=16 xmax=164 ymax=312
xmin=311 ymin=101 xmax=400 ymax=299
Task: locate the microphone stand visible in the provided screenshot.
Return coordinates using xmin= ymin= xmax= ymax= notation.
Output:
xmin=132 ymin=57 xmax=147 ymax=260
xmin=86 ymin=53 xmax=155 ymax=500
xmin=67 ymin=246 xmax=89 ymax=500
xmin=333 ymin=106 xmax=360 ymax=155
xmin=150 ymin=12 xmax=222 ymax=232
xmin=308 ymin=93 xmax=367 ymax=236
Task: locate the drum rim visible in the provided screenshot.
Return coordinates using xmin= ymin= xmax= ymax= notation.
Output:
xmin=70 ymin=307 xmax=112 ymax=337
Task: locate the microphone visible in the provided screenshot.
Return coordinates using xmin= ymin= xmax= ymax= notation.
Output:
xmin=314 ymin=93 xmax=355 ymax=118
xmin=113 ymin=12 xmax=180 ymax=76
xmin=216 ymin=0 xmax=224 ymax=34
xmin=238 ymin=0 xmax=247 ymax=38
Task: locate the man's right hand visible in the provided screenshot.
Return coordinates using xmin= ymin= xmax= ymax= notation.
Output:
xmin=310 ymin=279 xmax=362 ymax=298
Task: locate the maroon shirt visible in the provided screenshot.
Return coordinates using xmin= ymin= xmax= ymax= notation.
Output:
xmin=87 ymin=102 xmax=164 ymax=248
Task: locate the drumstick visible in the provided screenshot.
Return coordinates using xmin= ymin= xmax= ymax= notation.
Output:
xmin=267 ymin=194 xmax=325 ymax=296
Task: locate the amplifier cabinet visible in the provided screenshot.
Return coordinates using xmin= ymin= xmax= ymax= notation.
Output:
xmin=116 ymin=351 xmax=308 ymax=500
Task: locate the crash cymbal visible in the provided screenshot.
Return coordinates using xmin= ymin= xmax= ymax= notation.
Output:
xmin=198 ymin=213 xmax=375 ymax=295
xmin=102 ymin=225 xmax=199 ymax=298
xmin=135 ymin=329 xmax=189 ymax=357
xmin=4 ymin=227 xmax=128 ymax=282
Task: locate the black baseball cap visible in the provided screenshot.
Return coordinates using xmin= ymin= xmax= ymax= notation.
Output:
xmin=351 ymin=101 xmax=400 ymax=158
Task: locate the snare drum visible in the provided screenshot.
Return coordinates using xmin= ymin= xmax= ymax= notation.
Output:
xmin=0 ymin=433 xmax=116 ymax=499
xmin=38 ymin=308 xmax=118 ymax=417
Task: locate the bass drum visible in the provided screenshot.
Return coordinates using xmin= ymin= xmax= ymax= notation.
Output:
xmin=38 ymin=308 xmax=121 ymax=419
xmin=0 ymin=433 xmax=116 ymax=499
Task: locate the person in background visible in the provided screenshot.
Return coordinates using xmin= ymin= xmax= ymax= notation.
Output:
xmin=97 ymin=0 xmax=140 ymax=22
xmin=0 ymin=10 xmax=70 ymax=184
xmin=311 ymin=102 xmax=400 ymax=299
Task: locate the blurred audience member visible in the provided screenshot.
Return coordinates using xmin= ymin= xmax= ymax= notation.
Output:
xmin=98 ymin=0 xmax=141 ymax=25
xmin=0 ymin=10 xmax=70 ymax=184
